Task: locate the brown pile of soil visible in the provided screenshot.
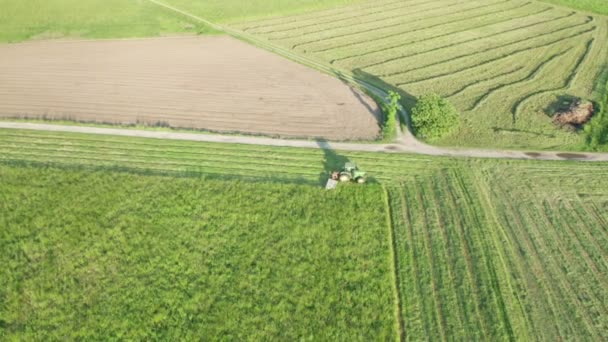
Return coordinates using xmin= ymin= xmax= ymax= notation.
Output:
xmin=553 ymin=99 xmax=594 ymax=129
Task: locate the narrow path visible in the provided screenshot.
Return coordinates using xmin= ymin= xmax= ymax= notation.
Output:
xmin=2 ymin=122 xmax=608 ymax=161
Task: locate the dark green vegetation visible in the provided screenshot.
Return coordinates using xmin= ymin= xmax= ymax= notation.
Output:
xmin=584 ymin=78 xmax=608 ymax=150
xmin=541 ymin=0 xmax=608 ymax=16
xmin=233 ymin=0 xmax=608 ymax=150
xmin=382 ymin=91 xmax=401 ymax=140
xmin=410 ymin=94 xmax=460 ymax=141
xmin=1 ymin=128 xmax=607 ymax=339
xmin=0 ymin=165 xmax=396 ymax=339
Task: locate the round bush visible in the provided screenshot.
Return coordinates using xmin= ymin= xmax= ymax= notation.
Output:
xmin=411 ymin=94 xmax=460 ymax=141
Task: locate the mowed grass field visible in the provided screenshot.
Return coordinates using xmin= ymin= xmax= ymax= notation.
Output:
xmin=1 ymin=128 xmax=607 ymax=339
xmin=230 ymin=0 xmax=608 ymax=150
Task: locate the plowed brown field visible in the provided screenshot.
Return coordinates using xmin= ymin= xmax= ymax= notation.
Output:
xmin=0 ymin=36 xmax=381 ymax=140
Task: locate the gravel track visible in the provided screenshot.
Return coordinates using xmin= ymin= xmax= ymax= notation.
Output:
xmin=2 ymin=122 xmax=607 ymax=161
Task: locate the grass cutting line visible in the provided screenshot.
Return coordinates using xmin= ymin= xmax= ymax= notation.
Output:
xmin=395 ymin=27 xmax=594 ymax=86
xmin=446 ymin=172 xmax=514 ymax=340
xmin=267 ymin=0 xmax=465 ymax=39
xmin=528 ymin=199 xmax=603 ymax=319
xmin=511 ymin=38 xmax=595 ymax=116
xmin=0 ymin=155 xmax=326 ymax=186
xmin=426 ymin=177 xmax=471 ymax=339
xmin=295 ymin=0 xmax=519 ymax=50
xmin=395 ymin=186 xmax=433 ymax=339
xmin=532 ymin=201 xmax=606 ymax=339
xmin=555 ymin=200 xmax=608 ymax=278
xmin=240 ymin=0 xmax=405 ymax=31
xmin=256 ymin=0 xmax=415 ymax=35
xmin=554 ymin=203 xmax=608 ymax=312
xmin=348 ymin=11 xmax=578 ymax=69
xmin=0 ymin=136 xmax=440 ymax=172
xmin=488 ymin=184 xmax=570 ymax=340
xmin=0 ymin=144 xmax=324 ymax=172
xmin=382 ymin=186 xmax=406 ymax=342
xmin=306 ymin=0 xmax=528 ymax=52
xmin=0 ymin=130 xmax=440 ymax=163
xmin=497 ymin=183 xmax=598 ymax=339
xmin=381 ymin=20 xmax=587 ymax=78
xmin=404 ymin=182 xmax=443 ymax=340
xmin=0 ymin=149 xmax=326 ymax=178
xmin=446 ymin=66 xmax=525 ymax=98
xmin=574 ymin=197 xmax=608 ymax=243
xmin=473 ymin=170 xmax=537 ymax=341
xmin=0 ymin=136 xmax=446 ymax=181
xmin=469 ymin=48 xmax=573 ymax=111
xmin=413 ymin=178 xmax=448 ymax=341
xmin=437 ymin=171 xmax=492 ymax=340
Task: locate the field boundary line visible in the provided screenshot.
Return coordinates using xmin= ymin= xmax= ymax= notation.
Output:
xmin=3 ymin=122 xmax=608 ymax=161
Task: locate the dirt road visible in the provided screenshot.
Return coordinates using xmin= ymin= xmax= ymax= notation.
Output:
xmin=2 ymin=122 xmax=607 ymax=161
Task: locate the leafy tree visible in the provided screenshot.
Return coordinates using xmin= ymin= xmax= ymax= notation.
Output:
xmin=382 ymin=91 xmax=400 ymax=140
xmin=411 ymin=93 xmax=460 ymax=141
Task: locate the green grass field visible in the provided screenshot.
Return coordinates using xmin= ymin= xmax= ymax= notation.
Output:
xmin=0 ymin=0 xmax=215 ymax=42
xmin=1 ymin=128 xmax=607 ymax=339
xmin=0 ymin=164 xmax=397 ymax=340
xmin=228 ymin=0 xmax=608 ymax=150
xmin=541 ymin=0 xmax=608 ymax=15
xmin=0 ymin=0 xmax=363 ymax=43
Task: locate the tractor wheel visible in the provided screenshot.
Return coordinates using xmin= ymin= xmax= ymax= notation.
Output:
xmin=339 ymin=173 xmax=351 ymax=182
xmin=356 ymin=177 xmax=366 ymax=184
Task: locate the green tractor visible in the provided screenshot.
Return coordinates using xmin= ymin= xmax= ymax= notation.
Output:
xmin=331 ymin=162 xmax=367 ymax=184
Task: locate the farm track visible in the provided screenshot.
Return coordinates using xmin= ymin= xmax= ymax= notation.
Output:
xmin=3 ymin=122 xmax=608 ymax=161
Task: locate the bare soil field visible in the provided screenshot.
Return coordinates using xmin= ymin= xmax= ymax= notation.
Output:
xmin=0 ymin=36 xmax=381 ymax=140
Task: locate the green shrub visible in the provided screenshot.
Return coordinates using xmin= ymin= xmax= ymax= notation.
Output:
xmin=584 ymin=83 xmax=608 ymax=150
xmin=410 ymin=94 xmax=460 ymax=141
xmin=381 ymin=91 xmax=400 ymax=140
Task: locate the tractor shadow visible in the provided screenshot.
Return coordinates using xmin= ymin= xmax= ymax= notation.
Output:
xmin=316 ymin=139 xmax=350 ymax=187
xmin=315 ymin=139 xmax=379 ymax=186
